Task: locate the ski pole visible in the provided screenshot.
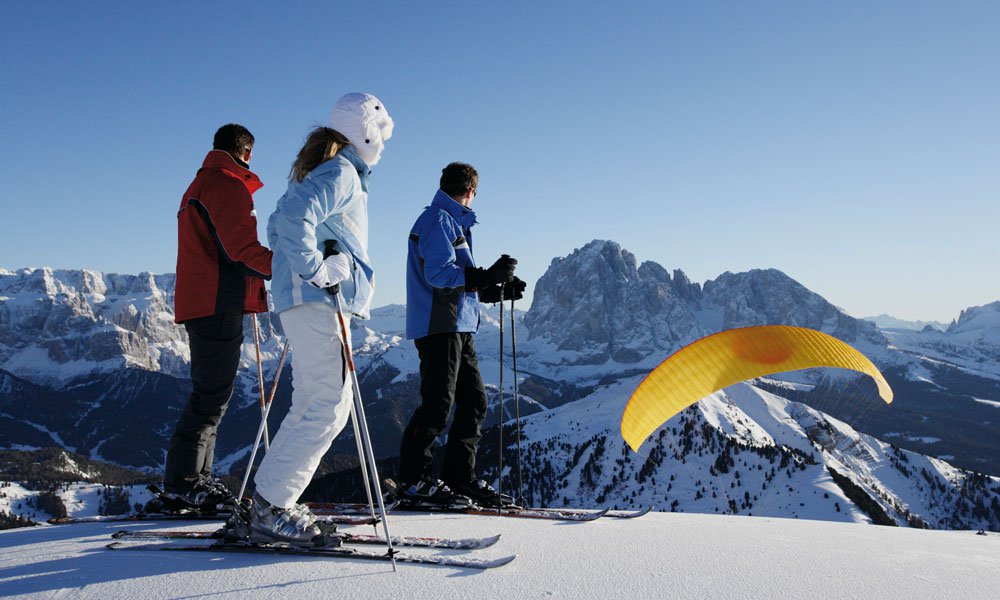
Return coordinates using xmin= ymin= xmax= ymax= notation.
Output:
xmin=318 ymin=242 xmax=377 ymax=530
xmin=265 ymin=300 xmax=274 ymax=341
xmin=348 ymin=378 xmax=378 ymax=531
xmin=321 ymin=239 xmax=393 ymax=565
xmin=251 ymin=314 xmax=270 ymax=450
xmin=331 ymin=291 xmax=397 ymax=570
xmin=238 ymin=339 xmax=289 ymax=502
xmin=497 ymin=283 xmax=505 ymax=512
xmin=338 ymin=315 xmax=379 ymax=531
xmin=510 ymin=295 xmax=525 ymax=507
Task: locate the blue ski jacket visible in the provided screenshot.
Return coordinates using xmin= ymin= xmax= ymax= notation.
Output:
xmin=266 ymin=146 xmax=375 ymax=317
xmin=406 ymin=189 xmax=481 ymax=339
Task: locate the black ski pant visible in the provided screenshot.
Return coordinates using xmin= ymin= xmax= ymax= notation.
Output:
xmin=398 ymin=332 xmax=488 ymax=487
xmin=164 ymin=312 xmax=244 ymax=493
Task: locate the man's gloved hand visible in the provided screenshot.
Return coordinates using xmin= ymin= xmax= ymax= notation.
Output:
xmin=306 ymin=253 xmax=351 ymax=289
xmin=504 ymin=276 xmax=526 ymax=301
xmin=478 ymin=284 xmax=502 ymax=304
xmin=465 ymin=254 xmax=517 ymax=290
xmin=478 ymin=276 xmax=526 ymax=304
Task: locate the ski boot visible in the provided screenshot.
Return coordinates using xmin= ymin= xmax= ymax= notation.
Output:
xmin=247 ymin=491 xmax=340 ymax=547
xmin=151 ymin=476 xmax=234 ymax=515
xmin=448 ymin=479 xmax=516 ymax=508
xmin=396 ymin=478 xmax=473 ymax=510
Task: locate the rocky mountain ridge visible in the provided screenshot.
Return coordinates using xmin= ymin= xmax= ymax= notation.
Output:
xmin=2 ymin=241 xmax=999 ymax=531
xmin=524 ymin=241 xmax=889 ymax=370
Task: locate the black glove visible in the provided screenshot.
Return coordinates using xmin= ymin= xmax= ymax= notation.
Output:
xmin=465 ymin=254 xmax=517 ymax=290
xmin=504 ymin=276 xmax=526 ymax=301
xmin=478 ymin=284 xmax=502 ymax=304
xmin=321 ymin=239 xmax=341 ymax=295
xmin=478 ymin=276 xmax=526 ymax=304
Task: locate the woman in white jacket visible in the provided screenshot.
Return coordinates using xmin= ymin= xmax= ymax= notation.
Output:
xmin=249 ymin=93 xmax=393 ymax=545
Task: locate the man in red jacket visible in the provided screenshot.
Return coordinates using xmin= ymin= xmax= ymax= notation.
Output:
xmin=161 ymin=124 xmax=273 ymax=512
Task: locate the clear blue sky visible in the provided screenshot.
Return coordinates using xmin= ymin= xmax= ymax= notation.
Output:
xmin=2 ymin=1 xmax=997 ymax=323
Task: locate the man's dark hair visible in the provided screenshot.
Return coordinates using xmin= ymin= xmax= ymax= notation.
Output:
xmin=213 ymin=123 xmax=255 ymax=155
xmin=440 ymin=162 xmax=478 ymax=199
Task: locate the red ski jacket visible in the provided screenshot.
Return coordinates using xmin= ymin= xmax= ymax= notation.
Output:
xmin=174 ymin=150 xmax=272 ymax=323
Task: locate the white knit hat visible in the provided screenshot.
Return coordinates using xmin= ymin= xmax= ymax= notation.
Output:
xmin=329 ymin=92 xmax=394 ymax=166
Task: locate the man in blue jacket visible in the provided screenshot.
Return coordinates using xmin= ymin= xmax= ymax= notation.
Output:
xmin=398 ymin=162 xmax=524 ymax=508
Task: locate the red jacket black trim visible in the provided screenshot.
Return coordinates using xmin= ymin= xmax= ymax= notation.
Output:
xmin=174 ymin=150 xmax=273 ymax=323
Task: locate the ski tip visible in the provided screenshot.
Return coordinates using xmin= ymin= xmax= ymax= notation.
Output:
xmin=111 ymin=530 xmax=129 ymax=539
xmin=487 ymin=554 xmax=517 ymax=569
xmin=609 ymin=505 xmax=654 ymax=519
xmin=562 ymin=507 xmax=609 ymax=521
xmin=105 ymin=542 xmax=124 ymax=550
xmin=439 ymin=552 xmax=516 ymax=569
xmin=483 ymin=533 xmax=502 ymax=547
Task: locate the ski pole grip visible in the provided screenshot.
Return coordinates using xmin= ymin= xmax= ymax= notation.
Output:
xmin=323 ymin=239 xmax=340 ymax=258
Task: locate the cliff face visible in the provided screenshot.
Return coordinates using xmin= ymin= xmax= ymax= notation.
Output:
xmin=524 ymin=240 xmax=886 ymax=365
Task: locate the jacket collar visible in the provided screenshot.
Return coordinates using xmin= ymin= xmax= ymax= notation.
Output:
xmin=431 ymin=189 xmax=477 ymax=228
xmin=200 ymin=150 xmax=263 ymax=194
xmin=340 ymin=146 xmax=370 ymax=175
xmin=310 ymin=146 xmax=372 ymax=192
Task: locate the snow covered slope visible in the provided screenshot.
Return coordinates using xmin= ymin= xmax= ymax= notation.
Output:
xmin=498 ymin=378 xmax=1000 ymax=531
xmin=0 ymin=268 xmax=286 ymax=469
xmin=0 ymin=268 xmax=187 ymax=384
xmin=883 ymin=301 xmax=1000 ymax=380
xmin=863 ymin=314 xmax=947 ymax=332
xmin=0 ymin=510 xmax=997 ymax=599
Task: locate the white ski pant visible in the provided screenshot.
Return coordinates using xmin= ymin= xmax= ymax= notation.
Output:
xmin=254 ymin=302 xmax=354 ymax=509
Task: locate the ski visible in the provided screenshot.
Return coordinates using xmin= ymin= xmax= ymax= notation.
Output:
xmin=312 ymin=488 xmax=613 ymax=522
xmin=49 ymin=512 xmax=229 ymax=525
xmin=307 ymin=501 xmax=376 ymax=514
xmin=306 ymin=500 xmax=401 ymax=516
xmin=61 ymin=503 xmax=645 ymax=525
xmin=460 ymin=506 xmax=610 ymax=521
xmin=395 ymin=502 xmax=652 ymax=520
xmin=105 ymin=541 xmax=515 ymax=570
xmin=111 ymin=528 xmax=502 ymax=550
xmin=607 ymin=505 xmax=654 ymax=519
xmin=49 ymin=512 xmax=381 ymax=527
xmin=394 ymin=503 xmax=611 ymax=522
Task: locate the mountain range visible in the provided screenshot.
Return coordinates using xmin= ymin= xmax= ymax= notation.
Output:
xmin=2 ymin=240 xmax=999 ymax=531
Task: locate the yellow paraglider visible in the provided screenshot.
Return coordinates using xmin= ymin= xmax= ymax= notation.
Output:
xmin=621 ymin=325 xmax=893 ymax=452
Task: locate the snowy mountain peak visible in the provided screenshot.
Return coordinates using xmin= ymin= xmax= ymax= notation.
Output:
xmin=523 ymin=241 xmax=887 ymax=367
xmin=949 ymin=301 xmax=1000 ymax=335
xmin=863 ymin=313 xmax=947 ymax=332
xmin=524 ymin=239 xmax=701 ymax=364
xmin=0 ymin=267 xmax=261 ymax=385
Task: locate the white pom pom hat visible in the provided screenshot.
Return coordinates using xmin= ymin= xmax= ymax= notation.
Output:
xmin=329 ymin=92 xmax=394 ymax=167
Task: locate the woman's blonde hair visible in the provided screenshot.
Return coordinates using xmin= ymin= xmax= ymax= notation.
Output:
xmin=289 ymin=127 xmax=352 ymax=182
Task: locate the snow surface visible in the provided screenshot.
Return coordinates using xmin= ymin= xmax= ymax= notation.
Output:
xmin=1 ymin=511 xmax=998 ymax=599
xmin=508 ymin=377 xmax=1000 ymax=531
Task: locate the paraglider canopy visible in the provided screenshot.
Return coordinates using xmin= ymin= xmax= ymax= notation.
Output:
xmin=620 ymin=325 xmax=893 ymax=452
